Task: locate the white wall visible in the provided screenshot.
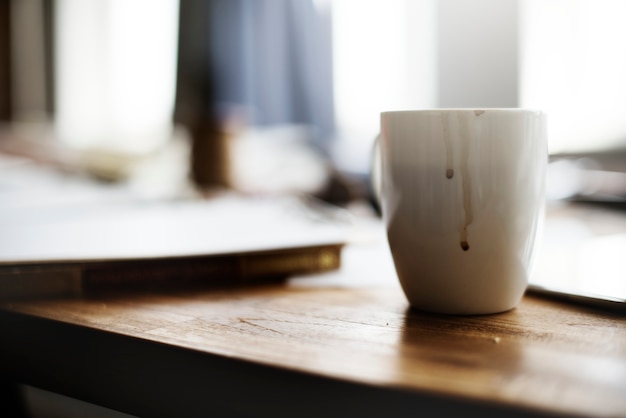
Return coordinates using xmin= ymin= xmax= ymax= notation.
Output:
xmin=331 ymin=0 xmax=438 ymax=172
xmin=437 ymin=0 xmax=519 ymax=108
xmin=520 ymin=0 xmax=626 ymax=153
xmin=55 ymin=0 xmax=179 ymax=153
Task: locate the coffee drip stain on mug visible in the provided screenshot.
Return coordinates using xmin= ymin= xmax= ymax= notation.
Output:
xmin=441 ymin=112 xmax=474 ymax=251
xmin=441 ymin=113 xmax=454 ymax=179
xmin=459 ymin=114 xmax=474 ymax=251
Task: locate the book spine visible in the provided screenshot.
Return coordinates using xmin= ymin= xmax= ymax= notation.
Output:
xmin=239 ymin=247 xmax=341 ymax=278
xmin=0 ymin=266 xmax=83 ymax=301
xmin=82 ymin=246 xmax=343 ymax=289
xmin=0 ymin=246 xmax=343 ymax=300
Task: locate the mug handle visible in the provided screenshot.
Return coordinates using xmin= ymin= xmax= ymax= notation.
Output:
xmin=369 ymin=134 xmax=382 ymax=215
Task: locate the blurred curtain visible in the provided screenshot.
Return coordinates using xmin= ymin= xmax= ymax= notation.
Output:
xmin=176 ymin=0 xmax=335 ymax=148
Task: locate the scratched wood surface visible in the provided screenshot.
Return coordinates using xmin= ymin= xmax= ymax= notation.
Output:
xmin=2 ymin=284 xmax=625 ymax=417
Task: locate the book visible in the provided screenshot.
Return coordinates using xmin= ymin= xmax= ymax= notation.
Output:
xmin=0 ymin=195 xmax=349 ymax=299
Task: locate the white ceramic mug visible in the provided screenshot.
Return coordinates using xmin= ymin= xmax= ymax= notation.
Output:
xmin=380 ymin=109 xmax=547 ymax=314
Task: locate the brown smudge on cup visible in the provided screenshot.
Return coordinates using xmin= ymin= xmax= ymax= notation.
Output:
xmin=460 ymin=227 xmax=470 ymax=251
xmin=459 ymin=114 xmax=473 ymax=251
xmin=442 ymin=113 xmax=454 ymax=180
xmin=474 ymin=110 xmax=485 ymax=116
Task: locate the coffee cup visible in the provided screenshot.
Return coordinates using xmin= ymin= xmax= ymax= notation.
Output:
xmin=380 ymin=109 xmax=547 ymax=314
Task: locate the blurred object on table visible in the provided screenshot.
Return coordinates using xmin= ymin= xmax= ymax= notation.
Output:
xmin=0 ymin=126 xmax=195 ymax=204
xmin=229 ymin=125 xmax=328 ymax=196
xmin=547 ymin=149 xmax=626 ymax=206
xmin=531 ymin=202 xmax=626 ymax=311
xmin=0 ymin=143 xmax=351 ymax=300
xmin=0 ymin=193 xmax=349 ymax=300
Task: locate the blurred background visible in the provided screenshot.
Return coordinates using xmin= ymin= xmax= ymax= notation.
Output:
xmin=3 ymin=1 xmax=626 ymax=416
xmin=1 ymin=0 xmax=626 ymax=206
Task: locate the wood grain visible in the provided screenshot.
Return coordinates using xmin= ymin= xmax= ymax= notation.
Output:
xmin=2 ymin=284 xmax=625 ymax=417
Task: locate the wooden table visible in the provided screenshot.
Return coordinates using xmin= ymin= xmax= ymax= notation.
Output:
xmin=1 ymin=280 xmax=625 ymax=418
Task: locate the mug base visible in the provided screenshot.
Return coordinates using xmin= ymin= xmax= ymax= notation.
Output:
xmin=406 ymin=302 xmax=517 ymax=316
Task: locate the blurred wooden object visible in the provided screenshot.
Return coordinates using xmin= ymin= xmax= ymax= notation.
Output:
xmin=188 ymin=118 xmax=230 ymax=190
xmin=1 ymin=283 xmax=624 ymax=417
xmin=174 ymin=0 xmax=230 ymax=190
xmin=1 ymin=0 xmax=55 ymax=123
xmin=0 ymin=0 xmax=12 ymax=121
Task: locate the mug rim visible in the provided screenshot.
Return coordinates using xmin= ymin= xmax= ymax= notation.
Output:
xmin=381 ymin=108 xmax=544 ymax=116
